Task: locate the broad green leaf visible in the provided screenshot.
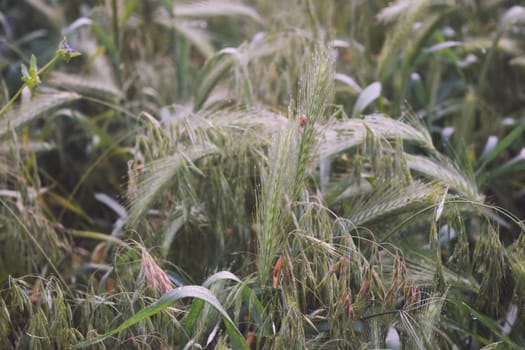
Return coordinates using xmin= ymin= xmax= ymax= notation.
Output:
xmin=184 ymin=271 xmax=243 ymax=335
xmin=75 ymin=285 xmax=250 ymax=349
xmin=184 ymin=298 xmax=206 ymax=335
xmin=202 ymin=271 xmax=241 ymax=288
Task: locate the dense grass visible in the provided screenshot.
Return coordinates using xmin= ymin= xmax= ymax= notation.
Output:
xmin=1 ymin=0 xmax=525 ymax=349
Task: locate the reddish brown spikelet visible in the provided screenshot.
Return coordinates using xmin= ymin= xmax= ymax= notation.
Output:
xmin=347 ymin=302 xmax=354 ymax=317
xmin=299 ymin=114 xmax=308 ymax=132
xmin=404 ymin=284 xmax=422 ymax=310
xmin=272 ymin=255 xmax=283 ymax=288
xmin=141 ymin=248 xmax=174 ymax=294
xmin=360 ymin=280 xmax=370 ymax=295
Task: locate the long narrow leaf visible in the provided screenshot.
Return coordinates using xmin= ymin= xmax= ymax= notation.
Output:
xmin=202 ymin=271 xmax=241 ymax=288
xmin=461 ymin=302 xmax=519 ymax=349
xmin=478 ymin=123 xmax=525 ymax=167
xmin=75 ymin=285 xmax=250 ymax=349
xmin=352 ymin=82 xmax=382 ymax=117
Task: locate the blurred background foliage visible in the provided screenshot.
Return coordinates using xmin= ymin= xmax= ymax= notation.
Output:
xmin=1 ymin=0 xmax=525 ymax=349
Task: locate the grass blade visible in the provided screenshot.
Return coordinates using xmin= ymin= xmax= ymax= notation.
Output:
xmin=460 ymin=302 xmax=519 ymax=349
xmin=352 ymin=81 xmax=382 ymax=117
xmin=76 ymin=285 xmax=250 ymax=349
xmin=477 ymin=123 xmax=525 ymax=168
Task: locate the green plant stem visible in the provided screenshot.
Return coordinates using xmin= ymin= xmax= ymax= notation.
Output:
xmin=359 ymin=309 xmax=401 ymax=321
xmin=0 ymin=86 xmax=24 ymax=117
xmin=112 ymin=0 xmax=119 ymax=53
xmin=0 ymin=53 xmax=62 ymax=117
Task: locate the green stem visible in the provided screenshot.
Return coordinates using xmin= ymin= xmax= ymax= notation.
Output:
xmin=0 ymin=87 xmax=23 ymax=117
xmin=0 ymin=53 xmax=62 ymax=117
xmin=112 ymin=0 xmax=119 ymax=52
